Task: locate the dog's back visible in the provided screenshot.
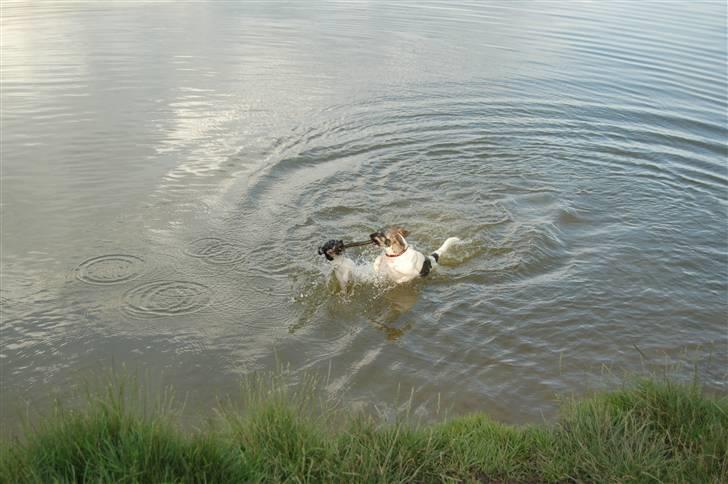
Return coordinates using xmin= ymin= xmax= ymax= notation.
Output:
xmin=373 ymin=235 xmax=460 ymax=284
xmin=321 ymin=228 xmax=460 ymax=287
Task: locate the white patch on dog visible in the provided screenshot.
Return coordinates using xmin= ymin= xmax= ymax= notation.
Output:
xmin=322 ymin=226 xmax=460 ymax=287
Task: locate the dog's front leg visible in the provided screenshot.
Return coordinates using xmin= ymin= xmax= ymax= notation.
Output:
xmin=373 ymin=255 xmax=382 ymax=275
xmin=331 ymin=255 xmax=355 ymax=287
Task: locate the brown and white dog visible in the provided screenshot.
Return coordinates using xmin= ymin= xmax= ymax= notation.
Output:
xmin=319 ymin=227 xmax=459 ymax=287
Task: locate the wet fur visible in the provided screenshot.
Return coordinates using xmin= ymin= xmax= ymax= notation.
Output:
xmin=328 ymin=226 xmax=459 ymax=287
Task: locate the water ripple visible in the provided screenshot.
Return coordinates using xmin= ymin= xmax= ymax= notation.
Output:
xmin=184 ymin=237 xmax=247 ymax=265
xmin=75 ymin=254 xmax=145 ymax=285
xmin=121 ymin=281 xmax=212 ymax=319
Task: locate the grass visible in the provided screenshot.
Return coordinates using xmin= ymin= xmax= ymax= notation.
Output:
xmin=1 ymin=374 xmax=726 ymax=483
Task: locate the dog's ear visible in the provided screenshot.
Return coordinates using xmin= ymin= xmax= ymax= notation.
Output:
xmin=392 ymin=227 xmax=409 ymax=247
xmin=395 ymin=227 xmax=409 ymax=238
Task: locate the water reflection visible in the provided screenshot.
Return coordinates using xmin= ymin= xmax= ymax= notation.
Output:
xmin=2 ymin=0 xmax=726 ymax=435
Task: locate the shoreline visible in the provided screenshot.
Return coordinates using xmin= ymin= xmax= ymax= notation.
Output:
xmin=1 ymin=376 xmax=726 ymax=482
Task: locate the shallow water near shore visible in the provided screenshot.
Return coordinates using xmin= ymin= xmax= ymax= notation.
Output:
xmin=1 ymin=1 xmax=727 ymax=433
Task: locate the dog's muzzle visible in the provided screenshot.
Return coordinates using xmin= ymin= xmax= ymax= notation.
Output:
xmin=370 ymin=231 xmax=386 ymax=246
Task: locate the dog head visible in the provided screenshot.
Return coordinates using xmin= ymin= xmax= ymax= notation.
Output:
xmin=318 ymin=239 xmax=345 ymax=261
xmin=370 ymin=226 xmax=409 ymax=256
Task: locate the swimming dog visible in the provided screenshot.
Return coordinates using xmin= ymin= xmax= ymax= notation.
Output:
xmin=318 ymin=227 xmax=459 ymax=286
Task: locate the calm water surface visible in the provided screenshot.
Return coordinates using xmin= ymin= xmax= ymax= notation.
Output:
xmin=2 ymin=1 xmax=727 ymax=431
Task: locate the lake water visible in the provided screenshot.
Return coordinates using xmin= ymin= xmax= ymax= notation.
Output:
xmin=2 ymin=1 xmax=726 ymax=432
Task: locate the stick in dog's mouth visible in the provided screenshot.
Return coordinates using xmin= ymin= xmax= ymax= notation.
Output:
xmin=342 ymin=239 xmax=375 ymax=249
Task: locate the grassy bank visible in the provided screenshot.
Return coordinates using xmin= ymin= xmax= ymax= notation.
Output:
xmin=1 ymin=376 xmax=726 ymax=483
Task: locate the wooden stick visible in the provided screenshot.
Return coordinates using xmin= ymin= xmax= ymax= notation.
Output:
xmin=342 ymin=240 xmax=374 ymax=249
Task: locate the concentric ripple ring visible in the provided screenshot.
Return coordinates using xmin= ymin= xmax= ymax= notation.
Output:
xmin=184 ymin=237 xmax=246 ymax=265
xmin=121 ymin=281 xmax=212 ymax=318
xmin=75 ymin=254 xmax=145 ymax=285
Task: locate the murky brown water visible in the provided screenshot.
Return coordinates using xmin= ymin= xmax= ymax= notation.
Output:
xmin=2 ymin=1 xmax=726 ymax=432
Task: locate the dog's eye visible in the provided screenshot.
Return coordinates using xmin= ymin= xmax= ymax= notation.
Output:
xmin=384 ymin=239 xmax=391 ymax=246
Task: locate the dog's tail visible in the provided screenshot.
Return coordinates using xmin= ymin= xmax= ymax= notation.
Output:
xmin=430 ymin=237 xmax=460 ymax=263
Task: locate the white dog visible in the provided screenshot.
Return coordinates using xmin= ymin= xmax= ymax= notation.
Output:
xmin=318 ymin=226 xmax=459 ymax=286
